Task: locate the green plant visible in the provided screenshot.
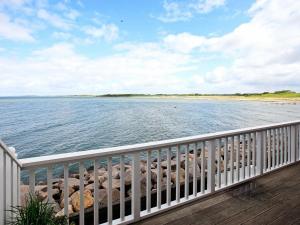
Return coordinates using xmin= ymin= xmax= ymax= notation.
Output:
xmin=7 ymin=194 xmax=68 ymax=225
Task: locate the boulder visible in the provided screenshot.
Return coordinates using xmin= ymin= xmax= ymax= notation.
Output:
xmin=98 ymin=175 xmax=107 ymax=184
xmin=102 ymin=179 xmax=121 ymax=190
xmin=85 ymin=183 xmax=100 ymax=193
xmin=170 ymin=168 xmax=185 ymax=184
xmin=35 ymin=185 xmax=47 ymax=193
xmin=60 ymin=197 xmax=71 ymax=209
xmin=98 ymin=168 xmax=107 ymax=177
xmin=59 ymin=186 xmax=76 ymax=200
xmin=20 ymin=185 xmax=29 ymax=206
xmin=150 ymin=168 xmax=163 ymax=184
xmin=124 ymin=169 xmax=132 ymax=185
xmin=70 ymin=189 xmax=94 ymax=212
xmin=51 ymin=201 xmax=61 ymax=213
xmin=97 ymin=189 xmax=120 ymax=206
xmin=55 ymin=205 xmax=73 ymax=217
xmin=58 ymin=178 xmax=81 ymax=191
xmin=34 ymin=185 xmax=60 ymax=201
xmin=161 ymin=160 xmax=177 ymax=170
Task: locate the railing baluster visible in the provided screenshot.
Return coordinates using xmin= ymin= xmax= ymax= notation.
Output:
xmin=291 ymin=125 xmax=296 ymax=163
xmin=47 ymin=166 xmax=52 ymax=202
xmin=217 ymin=139 xmax=221 ymax=188
xmin=242 ymin=134 xmax=245 ymax=179
xmin=267 ymin=130 xmax=272 ymax=170
xmin=272 ymin=129 xmax=275 ymax=169
xmin=146 ymin=151 xmax=151 ymax=213
xmin=5 ymin=155 xmax=11 ymax=221
xmin=132 ymin=153 xmax=140 ymax=221
xmin=0 ymin=150 xmax=4 ymax=225
xmin=263 ymin=130 xmax=267 ymax=171
xmin=192 ymin=144 xmax=197 ymax=196
xmin=283 ymin=127 xmax=287 ymax=164
xmin=288 ymin=126 xmax=292 ymax=162
xmin=200 ymin=142 xmax=205 ymax=194
xmin=176 ymin=145 xmax=180 ymax=202
xmin=120 ymin=155 xmax=125 ymax=220
xmin=247 ymin=133 xmax=251 ymax=177
xmin=167 ymin=147 xmax=172 ymax=204
xmin=63 ymin=164 xmax=69 ymax=223
xmin=207 ymin=140 xmax=215 ymax=193
xmin=93 ymin=160 xmax=99 ymax=225
xmin=286 ymin=126 xmax=289 ymax=163
xmin=157 ymin=150 xmax=161 ymax=209
xmin=184 ymin=145 xmax=189 ymax=199
xmin=280 ymin=127 xmax=283 ymax=165
xmin=79 ymin=162 xmax=84 ymax=225
xmin=230 ymin=136 xmax=234 ymax=183
xmin=276 ymin=129 xmax=279 ymax=168
xmin=17 ymin=166 xmax=20 ymax=206
xmin=257 ymin=132 xmax=263 ymax=176
xmin=107 ymin=157 xmax=112 ymax=224
xmin=12 ymin=162 xmax=17 ymax=207
xmin=253 ymin=132 xmax=256 ymax=176
xmin=224 ymin=137 xmax=228 ymax=186
xmin=236 ymin=135 xmax=240 ymax=181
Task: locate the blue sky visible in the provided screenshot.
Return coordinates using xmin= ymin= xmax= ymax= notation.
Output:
xmin=0 ymin=0 xmax=300 ymax=95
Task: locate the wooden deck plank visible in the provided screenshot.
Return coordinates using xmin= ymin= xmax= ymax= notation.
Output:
xmin=135 ymin=163 xmax=300 ymax=225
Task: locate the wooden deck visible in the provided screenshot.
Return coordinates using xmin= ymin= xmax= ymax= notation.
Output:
xmin=135 ymin=162 xmax=300 ymax=225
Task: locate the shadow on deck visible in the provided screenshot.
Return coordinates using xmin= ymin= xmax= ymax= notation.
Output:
xmin=135 ymin=162 xmax=300 ymax=225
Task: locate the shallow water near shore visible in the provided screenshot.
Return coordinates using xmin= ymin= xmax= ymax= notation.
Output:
xmin=0 ymin=96 xmax=300 ymax=159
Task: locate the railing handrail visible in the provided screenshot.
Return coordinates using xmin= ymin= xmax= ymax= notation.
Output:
xmin=0 ymin=140 xmax=22 ymax=167
xmin=20 ymin=120 xmax=300 ymax=169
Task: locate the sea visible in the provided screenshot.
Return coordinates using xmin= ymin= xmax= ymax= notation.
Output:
xmin=0 ymin=97 xmax=300 ymax=159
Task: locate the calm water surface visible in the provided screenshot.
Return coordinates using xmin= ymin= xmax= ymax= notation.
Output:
xmin=0 ymin=97 xmax=300 ymax=159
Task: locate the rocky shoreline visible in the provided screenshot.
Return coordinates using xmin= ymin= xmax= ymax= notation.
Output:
xmin=21 ymin=145 xmax=243 ymax=219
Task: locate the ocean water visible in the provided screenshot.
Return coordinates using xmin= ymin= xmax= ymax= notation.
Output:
xmin=0 ymin=97 xmax=300 ymax=159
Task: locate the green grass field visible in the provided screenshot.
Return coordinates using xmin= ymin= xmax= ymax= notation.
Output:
xmin=96 ymin=90 xmax=300 ymax=101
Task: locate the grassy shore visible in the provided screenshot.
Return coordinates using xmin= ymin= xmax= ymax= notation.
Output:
xmin=95 ymin=91 xmax=300 ymax=102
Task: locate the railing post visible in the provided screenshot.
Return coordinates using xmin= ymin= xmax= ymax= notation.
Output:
xmin=0 ymin=147 xmax=4 ymax=225
xmin=207 ymin=140 xmax=215 ymax=193
xmin=291 ymin=125 xmax=296 ymax=163
xmin=132 ymin=152 xmax=140 ymax=221
xmin=256 ymin=132 xmax=264 ymax=175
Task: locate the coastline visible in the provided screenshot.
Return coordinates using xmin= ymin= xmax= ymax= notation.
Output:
xmin=96 ymin=95 xmax=300 ymax=103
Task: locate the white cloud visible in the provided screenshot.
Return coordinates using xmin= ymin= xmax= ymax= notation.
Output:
xmin=0 ymin=12 xmax=34 ymax=41
xmin=37 ymin=9 xmax=73 ymax=30
xmin=84 ymin=24 xmax=119 ymax=42
xmin=157 ymin=0 xmax=226 ymax=22
xmin=163 ymin=32 xmax=207 ymax=53
xmin=160 ymin=0 xmax=300 ymax=92
xmin=157 ymin=1 xmax=192 ymax=23
xmin=190 ymin=0 xmax=225 ymax=14
xmin=64 ymin=9 xmax=80 ymax=20
xmin=0 ymin=42 xmax=197 ymax=95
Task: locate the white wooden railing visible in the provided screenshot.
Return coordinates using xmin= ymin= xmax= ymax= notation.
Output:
xmin=0 ymin=140 xmax=22 ymax=224
xmin=1 ymin=120 xmax=300 ymax=225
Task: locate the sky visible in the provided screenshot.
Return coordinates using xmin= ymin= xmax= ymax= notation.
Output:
xmin=0 ymin=0 xmax=300 ymax=96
